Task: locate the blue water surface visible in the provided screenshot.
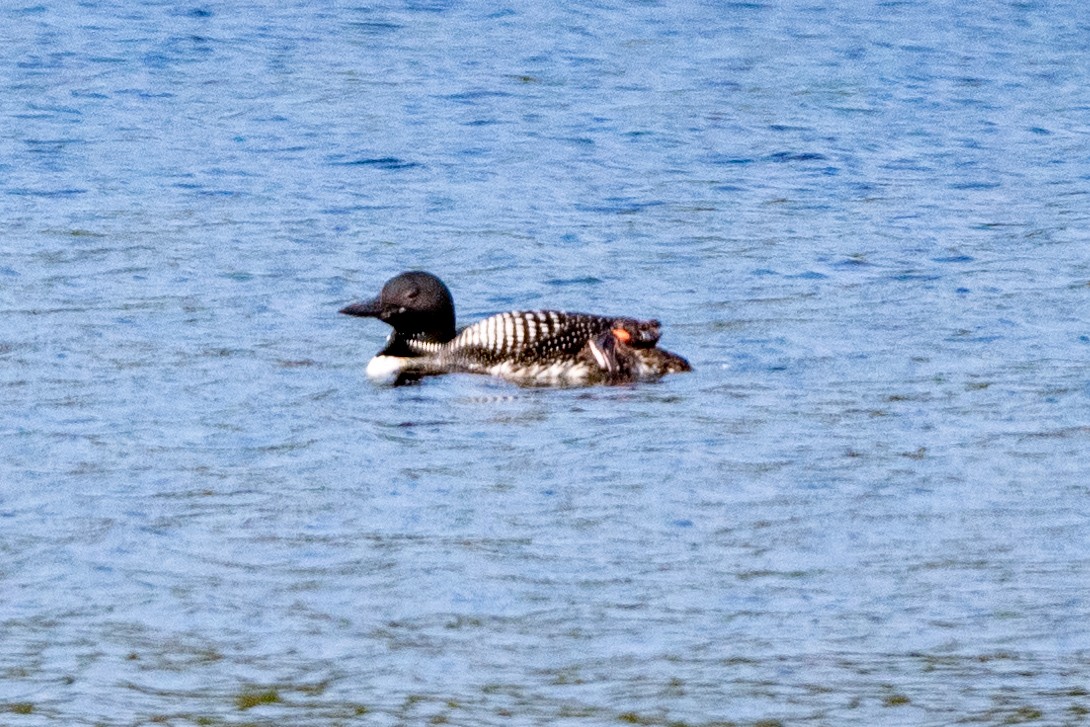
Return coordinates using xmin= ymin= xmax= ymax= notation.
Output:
xmin=3 ymin=1 xmax=1090 ymax=725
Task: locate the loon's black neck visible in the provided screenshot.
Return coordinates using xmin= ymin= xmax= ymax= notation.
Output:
xmin=379 ymin=327 xmax=454 ymax=357
xmin=390 ymin=310 xmax=456 ymax=344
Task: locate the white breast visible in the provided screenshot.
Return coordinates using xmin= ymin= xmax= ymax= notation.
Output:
xmin=365 ymin=354 xmax=413 ymax=384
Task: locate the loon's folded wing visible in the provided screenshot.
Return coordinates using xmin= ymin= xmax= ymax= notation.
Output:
xmin=446 ymin=311 xmax=616 ymax=362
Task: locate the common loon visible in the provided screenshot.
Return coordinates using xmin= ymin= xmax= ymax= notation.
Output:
xmin=340 ymin=271 xmax=691 ymax=386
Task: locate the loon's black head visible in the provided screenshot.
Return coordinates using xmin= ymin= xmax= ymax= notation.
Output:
xmin=340 ymin=271 xmax=457 ymax=343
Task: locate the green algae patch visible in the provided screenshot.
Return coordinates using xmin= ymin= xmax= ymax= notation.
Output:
xmin=1002 ymin=706 xmax=1043 ymax=724
xmin=235 ymin=688 xmax=280 ymax=710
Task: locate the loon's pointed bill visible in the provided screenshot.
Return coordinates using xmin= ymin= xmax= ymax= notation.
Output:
xmin=341 ymin=271 xmax=690 ymax=387
xmin=339 ymin=298 xmax=383 ymax=317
